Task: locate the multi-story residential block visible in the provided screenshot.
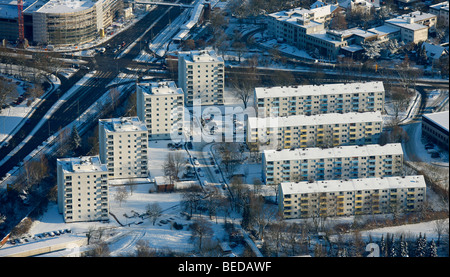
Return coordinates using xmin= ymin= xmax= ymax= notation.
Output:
xmin=422 ymin=111 xmax=449 ymax=150
xmin=278 ymin=175 xmax=426 ymax=219
xmin=262 ymin=143 xmax=403 ymax=185
xmin=247 ymin=111 xmax=383 ymax=149
xmin=99 ymin=117 xmax=148 ymax=179
xmin=136 ymin=81 xmax=185 ymax=140
xmin=429 ymin=1 xmax=449 ymax=27
xmin=178 ymin=50 xmax=224 ymax=106
xmin=385 ymin=12 xmax=437 ymax=44
xmin=57 ymin=156 xmax=109 ymax=223
xmin=254 ymin=82 xmax=385 ymax=117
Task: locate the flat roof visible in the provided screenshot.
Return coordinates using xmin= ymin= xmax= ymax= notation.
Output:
xmin=255 ymin=81 xmax=384 ymax=99
xmin=263 ymin=143 xmax=403 ymax=161
xmin=35 ymin=0 xmax=96 ymax=14
xmin=178 ymin=49 xmax=223 ymax=63
xmin=248 ymin=111 xmax=382 ymax=129
xmin=280 ymin=175 xmax=426 ymax=195
xmin=423 ymin=111 xmax=449 ymax=132
xmin=57 ymin=156 xmax=107 ymax=174
xmin=99 ymin=117 xmax=147 ymax=133
xmin=138 ymin=81 xmax=183 ymax=96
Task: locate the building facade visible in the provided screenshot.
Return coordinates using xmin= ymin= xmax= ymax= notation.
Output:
xmin=278 ymin=175 xmax=426 ymax=219
xmin=99 ymin=117 xmax=148 ymax=179
xmin=247 ymin=111 xmax=383 ymax=149
xmin=57 ymin=156 xmax=109 ymax=223
xmin=385 ymin=11 xmax=437 ymax=44
xmin=429 ymin=1 xmax=449 ymax=27
xmin=262 ymin=143 xmax=404 ymax=185
xmin=422 ymin=111 xmax=449 ymax=150
xmin=178 ymin=50 xmax=224 ymax=106
xmin=254 ymin=81 xmax=385 ymax=117
xmin=0 ymin=0 xmax=121 ymax=45
xmin=136 ymin=81 xmax=185 ymax=141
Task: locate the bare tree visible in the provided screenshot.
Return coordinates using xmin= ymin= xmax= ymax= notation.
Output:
xmin=146 ymin=203 xmax=163 ymax=225
xmin=163 ymin=152 xmax=186 ymax=184
xmin=114 ymin=186 xmax=129 ymax=207
xmin=189 ymin=218 xmax=213 ymax=252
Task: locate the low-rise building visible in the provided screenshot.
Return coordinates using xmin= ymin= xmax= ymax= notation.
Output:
xmin=429 ymin=1 xmax=449 ymax=27
xmin=278 ymin=175 xmax=426 ymax=218
xmin=254 ymin=81 xmax=385 ymax=117
xmin=247 ymin=111 xmax=383 ymax=149
xmin=99 ymin=117 xmax=148 ymax=179
xmin=262 ymin=143 xmax=403 ymax=185
xmin=57 ymin=156 xmax=109 ymax=223
xmin=422 ymin=111 xmax=449 ymax=150
xmin=385 ymin=12 xmax=437 ymax=44
xmin=136 ymin=81 xmax=184 ymax=141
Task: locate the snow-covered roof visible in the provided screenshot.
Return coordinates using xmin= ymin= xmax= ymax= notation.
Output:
xmin=255 ymin=81 xmax=384 ymax=99
xmin=423 ymin=111 xmax=449 ymax=133
xmin=138 ymin=81 xmax=183 ymax=96
xmin=57 ymin=156 xmax=107 ymax=174
xmin=263 ymin=143 xmax=403 ymax=162
xmin=35 ymin=0 xmax=97 ymax=14
xmin=368 ymin=24 xmax=401 ymax=36
xmin=178 ymin=49 xmax=223 ymax=63
xmin=422 ymin=42 xmax=448 ymax=60
xmin=99 ymin=117 xmax=148 ymax=133
xmin=280 ymin=175 xmax=426 ymax=195
xmin=248 ymin=111 xmax=382 ymax=129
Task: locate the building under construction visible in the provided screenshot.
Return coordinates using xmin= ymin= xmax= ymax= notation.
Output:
xmin=0 ymin=0 xmax=122 ymax=46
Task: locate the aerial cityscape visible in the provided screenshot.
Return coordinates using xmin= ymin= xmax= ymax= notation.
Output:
xmin=0 ymin=0 xmax=448 ymax=264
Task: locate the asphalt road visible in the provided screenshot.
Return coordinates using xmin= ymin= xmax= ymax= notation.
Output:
xmin=0 ymin=5 xmax=182 ymax=179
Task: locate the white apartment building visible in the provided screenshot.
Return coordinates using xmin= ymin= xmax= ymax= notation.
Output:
xmin=57 ymin=156 xmax=109 ymax=223
xmin=136 ymin=81 xmax=185 ymax=140
xmin=385 ymin=12 xmax=437 ymax=44
xmin=255 ymin=81 xmax=385 ymax=117
xmin=178 ymin=50 xmax=224 ymax=106
xmin=262 ymin=143 xmax=403 ymax=185
xmin=429 ymin=1 xmax=449 ymax=27
xmin=99 ymin=117 xmax=148 ymax=179
xmin=247 ymin=111 xmax=383 ymax=149
xmin=278 ymin=175 xmax=426 ymax=219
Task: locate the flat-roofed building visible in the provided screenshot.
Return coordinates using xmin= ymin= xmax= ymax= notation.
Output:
xmin=278 ymin=175 xmax=426 ymax=218
xmin=178 ymin=50 xmax=224 ymax=106
xmin=254 ymin=81 xmax=385 ymax=117
xmin=57 ymin=156 xmax=109 ymax=223
xmin=99 ymin=117 xmax=148 ymax=179
xmin=262 ymin=143 xmax=403 ymax=185
xmin=136 ymin=81 xmax=185 ymax=141
xmin=385 ymin=11 xmax=437 ymax=44
xmin=422 ymin=111 xmax=449 ymax=150
xmin=429 ymin=1 xmax=449 ymax=27
xmin=247 ymin=111 xmax=383 ymax=149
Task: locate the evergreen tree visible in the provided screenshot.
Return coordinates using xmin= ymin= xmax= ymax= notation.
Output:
xmin=70 ymin=124 xmax=82 ymax=155
xmin=428 ymin=239 xmax=438 ymax=257
xmin=389 ymin=235 xmax=398 ymax=257
xmin=379 ymin=234 xmax=386 ymax=257
xmin=415 ymin=233 xmax=427 ymax=257
xmin=399 ymin=235 xmax=409 ymax=257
